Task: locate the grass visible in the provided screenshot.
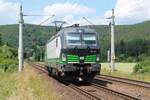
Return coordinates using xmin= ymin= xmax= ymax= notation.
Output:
xmin=101 ymin=63 xmax=150 ymax=82
xmin=101 ymin=63 xmax=136 ymax=74
xmin=0 ymin=64 xmax=58 ymax=100
xmin=0 ymin=72 xmax=17 ymax=100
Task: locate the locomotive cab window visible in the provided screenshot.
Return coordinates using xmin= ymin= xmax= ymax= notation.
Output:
xmin=65 ymin=32 xmax=97 ymax=46
xmin=82 ymin=33 xmax=97 ymax=46
xmin=66 ymin=32 xmax=81 ymax=46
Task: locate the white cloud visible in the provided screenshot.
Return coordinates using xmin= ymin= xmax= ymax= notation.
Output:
xmin=116 ymin=0 xmax=150 ymax=24
xmin=43 ymin=2 xmax=95 ymax=16
xmin=28 ymin=0 xmax=150 ymax=26
xmin=33 ymin=2 xmax=96 ymax=26
xmin=106 ymin=0 xmax=150 ymax=24
xmin=0 ymin=0 xmax=19 ymax=24
xmin=22 ymin=0 xmax=150 ymax=25
xmin=71 ymin=0 xmax=150 ymax=25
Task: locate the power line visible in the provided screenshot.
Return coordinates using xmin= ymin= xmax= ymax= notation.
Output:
xmin=24 ymin=14 xmax=55 ymax=17
xmin=23 ymin=14 xmax=55 ymax=36
xmin=82 ymin=17 xmax=95 ymax=26
xmin=82 ymin=17 xmax=98 ymax=32
xmin=23 ymin=14 xmax=55 ymax=25
xmin=39 ymin=15 xmax=55 ymax=25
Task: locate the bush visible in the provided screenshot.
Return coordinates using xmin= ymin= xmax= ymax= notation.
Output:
xmin=117 ymin=54 xmax=126 ymax=62
xmin=0 ymin=45 xmax=18 ymax=72
xmin=133 ymin=64 xmax=142 ymax=73
xmin=126 ymin=57 xmax=133 ymax=62
xmin=0 ymin=58 xmax=18 ymax=72
xmin=133 ymin=57 xmax=150 ymax=73
xmin=138 ymin=54 xmax=147 ymax=61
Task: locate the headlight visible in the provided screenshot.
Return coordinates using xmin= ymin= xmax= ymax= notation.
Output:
xmin=80 ymin=56 xmax=84 ymax=60
xmin=62 ymin=54 xmax=66 ymax=61
xmin=96 ymin=56 xmax=100 ymax=61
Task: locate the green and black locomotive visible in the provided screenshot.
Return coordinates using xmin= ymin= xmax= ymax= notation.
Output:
xmin=45 ymin=25 xmax=101 ymax=82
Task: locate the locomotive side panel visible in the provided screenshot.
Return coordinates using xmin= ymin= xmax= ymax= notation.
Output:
xmin=47 ymin=36 xmax=61 ymax=59
xmin=46 ymin=36 xmax=62 ymax=66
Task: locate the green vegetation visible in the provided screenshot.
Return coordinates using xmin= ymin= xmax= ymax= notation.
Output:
xmin=101 ymin=63 xmax=136 ymax=74
xmin=0 ymin=45 xmax=18 ymax=72
xmin=0 ymin=24 xmax=55 ymax=61
xmin=0 ymin=64 xmax=58 ymax=100
xmin=0 ymin=21 xmax=150 ymax=61
xmin=95 ymin=21 xmax=150 ymax=61
xmin=133 ymin=57 xmax=150 ymax=73
xmin=101 ymin=63 xmax=150 ymax=82
xmin=0 ymin=72 xmax=17 ymax=100
xmin=0 ymin=33 xmax=2 ymax=46
xmin=0 ymin=21 xmax=149 ymax=98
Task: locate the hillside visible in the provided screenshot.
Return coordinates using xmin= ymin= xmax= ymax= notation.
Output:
xmin=0 ymin=21 xmax=150 ymax=48
xmin=0 ymin=21 xmax=150 ymax=61
xmin=0 ymin=24 xmax=55 ymax=48
xmin=95 ymin=21 xmax=150 ymax=42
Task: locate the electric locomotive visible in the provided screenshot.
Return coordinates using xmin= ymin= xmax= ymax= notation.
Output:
xmin=45 ymin=24 xmax=101 ymax=82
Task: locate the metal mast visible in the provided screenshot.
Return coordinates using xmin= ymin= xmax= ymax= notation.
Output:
xmin=110 ymin=9 xmax=115 ymax=71
xmin=18 ymin=5 xmax=24 ymax=72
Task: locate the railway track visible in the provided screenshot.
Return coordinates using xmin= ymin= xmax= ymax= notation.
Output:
xmin=96 ymin=74 xmax=150 ymax=88
xmin=31 ymin=63 xmax=48 ymax=73
xmin=68 ymin=83 xmax=102 ymax=100
xmin=31 ymin=63 xmax=142 ymax=100
xmin=31 ymin=63 xmax=102 ymax=100
xmin=68 ymin=82 xmax=141 ymax=100
xmin=91 ymin=83 xmax=140 ymax=100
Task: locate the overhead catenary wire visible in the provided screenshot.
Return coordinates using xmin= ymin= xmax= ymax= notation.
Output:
xmin=39 ymin=15 xmax=55 ymax=25
xmin=23 ymin=14 xmax=55 ymax=17
xmin=23 ymin=9 xmax=55 ymax=37
xmin=23 ymin=14 xmax=55 ymax=38
xmin=23 ymin=14 xmax=55 ymax=26
xmin=82 ymin=17 xmax=98 ymax=32
xmin=23 ymin=13 xmax=55 ymax=64
xmin=24 ymin=14 xmax=55 ymax=40
xmin=82 ymin=17 xmax=95 ymax=26
xmin=17 ymin=1 xmax=55 ymax=72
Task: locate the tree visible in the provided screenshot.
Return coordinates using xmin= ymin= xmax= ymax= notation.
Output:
xmin=0 ymin=33 xmax=2 ymax=46
xmin=0 ymin=45 xmax=13 ymax=58
xmin=119 ymin=39 xmax=126 ymax=54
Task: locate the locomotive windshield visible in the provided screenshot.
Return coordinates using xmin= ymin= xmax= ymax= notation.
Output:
xmin=66 ymin=32 xmax=81 ymax=46
xmin=82 ymin=33 xmax=96 ymax=46
xmin=66 ymin=32 xmax=97 ymax=46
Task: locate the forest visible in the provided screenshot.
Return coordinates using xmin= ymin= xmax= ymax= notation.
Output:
xmin=0 ymin=21 xmax=150 ymax=62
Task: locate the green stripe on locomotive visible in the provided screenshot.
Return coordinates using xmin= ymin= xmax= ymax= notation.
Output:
xmin=67 ymin=55 xmax=79 ymax=62
xmin=67 ymin=54 xmax=97 ymax=63
xmin=46 ymin=54 xmax=97 ymax=65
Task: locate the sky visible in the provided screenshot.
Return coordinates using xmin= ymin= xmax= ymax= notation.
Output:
xmin=0 ymin=0 xmax=150 ymax=25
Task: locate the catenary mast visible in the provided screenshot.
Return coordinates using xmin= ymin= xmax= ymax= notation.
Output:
xmin=110 ymin=9 xmax=115 ymax=71
xmin=18 ymin=5 xmax=24 ymax=72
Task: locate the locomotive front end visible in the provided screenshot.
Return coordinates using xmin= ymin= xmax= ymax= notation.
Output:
xmin=61 ymin=28 xmax=101 ymax=82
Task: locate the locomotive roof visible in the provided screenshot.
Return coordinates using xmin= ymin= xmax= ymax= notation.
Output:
xmin=62 ymin=27 xmax=96 ymax=33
